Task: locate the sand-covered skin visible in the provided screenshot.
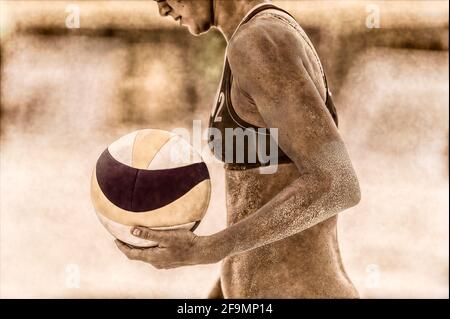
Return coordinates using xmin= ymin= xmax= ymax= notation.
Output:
xmin=1 ymin=1 xmax=448 ymax=298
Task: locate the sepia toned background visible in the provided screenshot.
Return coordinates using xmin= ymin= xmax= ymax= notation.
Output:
xmin=0 ymin=0 xmax=448 ymax=298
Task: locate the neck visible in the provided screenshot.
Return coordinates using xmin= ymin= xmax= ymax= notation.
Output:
xmin=213 ymin=0 xmax=269 ymax=42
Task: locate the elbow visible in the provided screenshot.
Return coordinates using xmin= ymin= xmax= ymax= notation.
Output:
xmin=327 ymin=169 xmax=361 ymax=210
xmin=341 ymin=171 xmax=361 ymax=209
xmin=304 ymin=163 xmax=361 ymax=210
xmin=348 ymin=176 xmax=361 ymax=208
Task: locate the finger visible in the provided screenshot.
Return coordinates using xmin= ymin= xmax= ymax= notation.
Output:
xmin=115 ymin=240 xmax=142 ymax=261
xmin=130 ymin=226 xmax=174 ymax=245
xmin=115 ymin=240 xmax=170 ymax=267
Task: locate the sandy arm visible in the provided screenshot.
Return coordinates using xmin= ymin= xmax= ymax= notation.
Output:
xmin=207 ymin=15 xmax=361 ymax=258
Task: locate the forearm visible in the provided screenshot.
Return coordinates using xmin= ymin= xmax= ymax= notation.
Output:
xmin=208 ymin=142 xmax=361 ymax=259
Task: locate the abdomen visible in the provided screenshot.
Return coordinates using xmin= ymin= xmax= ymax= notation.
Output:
xmin=222 ymin=164 xmax=359 ymax=298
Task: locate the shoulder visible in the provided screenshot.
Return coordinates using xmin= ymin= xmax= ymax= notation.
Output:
xmin=227 ymin=11 xmax=307 ymax=74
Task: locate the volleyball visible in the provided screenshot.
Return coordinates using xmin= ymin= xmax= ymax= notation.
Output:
xmin=91 ymin=129 xmax=211 ymax=247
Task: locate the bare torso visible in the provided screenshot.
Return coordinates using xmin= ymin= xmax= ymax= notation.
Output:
xmin=221 ymin=164 xmax=358 ymax=298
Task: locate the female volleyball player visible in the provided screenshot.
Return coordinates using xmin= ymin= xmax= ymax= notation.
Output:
xmin=116 ymin=0 xmax=361 ymax=298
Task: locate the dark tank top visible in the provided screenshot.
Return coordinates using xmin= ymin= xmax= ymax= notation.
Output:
xmin=208 ymin=4 xmax=338 ymax=170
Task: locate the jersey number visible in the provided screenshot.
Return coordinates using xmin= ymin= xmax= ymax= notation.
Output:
xmin=214 ymin=92 xmax=225 ymax=123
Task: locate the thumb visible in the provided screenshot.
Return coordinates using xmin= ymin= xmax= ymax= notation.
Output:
xmin=130 ymin=226 xmax=170 ymax=244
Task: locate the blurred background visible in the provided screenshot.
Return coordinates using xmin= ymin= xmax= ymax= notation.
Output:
xmin=0 ymin=0 xmax=448 ymax=298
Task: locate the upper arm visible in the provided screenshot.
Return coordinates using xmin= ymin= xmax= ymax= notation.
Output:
xmin=227 ymin=16 xmax=343 ymax=172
